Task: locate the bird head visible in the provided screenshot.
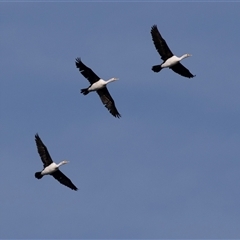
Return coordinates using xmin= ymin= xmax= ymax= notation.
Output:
xmin=62 ymin=160 xmax=69 ymax=165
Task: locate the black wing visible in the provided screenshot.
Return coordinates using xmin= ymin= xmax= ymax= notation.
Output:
xmin=170 ymin=63 xmax=195 ymax=78
xmin=97 ymin=87 xmax=121 ymax=118
xmin=35 ymin=134 xmax=53 ymax=168
xmin=151 ymin=25 xmax=173 ymax=61
xmin=75 ymin=58 xmax=100 ymax=84
xmin=51 ymin=170 xmax=78 ymax=191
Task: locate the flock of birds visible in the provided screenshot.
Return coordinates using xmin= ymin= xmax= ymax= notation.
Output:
xmin=34 ymin=25 xmax=195 ymax=190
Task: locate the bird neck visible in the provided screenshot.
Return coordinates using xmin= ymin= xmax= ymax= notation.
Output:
xmin=56 ymin=161 xmax=67 ymax=168
xmin=105 ymin=78 xmax=117 ymax=84
xmin=179 ymin=54 xmax=189 ymax=61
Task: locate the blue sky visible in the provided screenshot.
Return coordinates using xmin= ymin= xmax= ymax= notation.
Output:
xmin=1 ymin=2 xmax=240 ymax=239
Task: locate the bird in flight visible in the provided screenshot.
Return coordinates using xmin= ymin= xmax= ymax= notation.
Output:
xmin=34 ymin=134 xmax=78 ymax=191
xmin=151 ymin=25 xmax=195 ymax=78
xmin=75 ymin=58 xmax=121 ymax=118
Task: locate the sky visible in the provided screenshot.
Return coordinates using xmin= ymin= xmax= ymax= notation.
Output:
xmin=1 ymin=1 xmax=240 ymax=239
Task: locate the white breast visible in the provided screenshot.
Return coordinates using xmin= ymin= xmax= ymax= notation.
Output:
xmin=89 ymin=79 xmax=106 ymax=91
xmin=41 ymin=163 xmax=58 ymax=175
xmin=161 ymin=56 xmax=179 ymax=68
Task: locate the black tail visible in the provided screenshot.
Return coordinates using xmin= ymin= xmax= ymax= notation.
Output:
xmin=35 ymin=172 xmax=43 ymax=179
xmin=152 ymin=65 xmax=162 ymax=73
xmin=81 ymin=88 xmax=89 ymax=95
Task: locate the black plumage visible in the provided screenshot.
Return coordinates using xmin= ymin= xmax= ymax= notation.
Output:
xmin=151 ymin=25 xmax=195 ymax=78
xmin=34 ymin=134 xmax=78 ymax=191
xmin=75 ymin=58 xmax=121 ymax=118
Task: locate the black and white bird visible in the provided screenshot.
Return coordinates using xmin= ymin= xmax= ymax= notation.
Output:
xmin=75 ymin=58 xmax=121 ymax=118
xmin=151 ymin=25 xmax=195 ymax=78
xmin=34 ymin=134 xmax=78 ymax=191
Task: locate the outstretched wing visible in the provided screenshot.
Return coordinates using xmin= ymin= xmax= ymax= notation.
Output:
xmin=35 ymin=134 xmax=53 ymax=168
xmin=170 ymin=63 xmax=195 ymax=78
xmin=75 ymin=58 xmax=100 ymax=84
xmin=51 ymin=170 xmax=78 ymax=191
xmin=97 ymin=87 xmax=121 ymax=118
xmin=151 ymin=25 xmax=173 ymax=61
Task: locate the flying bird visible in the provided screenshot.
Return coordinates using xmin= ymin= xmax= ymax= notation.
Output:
xmin=151 ymin=25 xmax=195 ymax=78
xmin=34 ymin=134 xmax=78 ymax=191
xmin=75 ymin=58 xmax=121 ymax=118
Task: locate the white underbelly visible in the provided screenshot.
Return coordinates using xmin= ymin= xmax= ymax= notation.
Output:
xmin=89 ymin=80 xmax=105 ymax=91
xmin=161 ymin=56 xmax=179 ymax=68
xmin=41 ymin=163 xmax=58 ymax=175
